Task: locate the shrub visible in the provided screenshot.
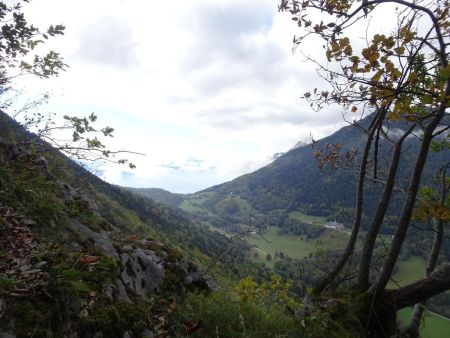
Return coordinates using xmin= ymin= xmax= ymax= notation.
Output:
xmin=173 ymin=290 xmax=300 ymax=337
xmin=173 ymin=275 xmax=302 ymax=337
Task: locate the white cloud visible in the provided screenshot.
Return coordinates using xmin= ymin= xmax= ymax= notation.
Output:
xmin=11 ymin=0 xmax=354 ymax=193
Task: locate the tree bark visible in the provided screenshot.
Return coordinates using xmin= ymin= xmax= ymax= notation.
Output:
xmin=368 ymin=102 xmax=447 ymax=296
xmin=427 ymin=219 xmax=444 ymax=276
xmin=405 ymin=304 xmax=425 ymax=338
xmin=407 ymin=197 xmax=446 ymax=336
xmin=381 ymin=263 xmax=450 ymax=310
xmin=357 ymin=125 xmax=415 ymax=290
xmin=360 ymin=265 xmax=449 ymax=338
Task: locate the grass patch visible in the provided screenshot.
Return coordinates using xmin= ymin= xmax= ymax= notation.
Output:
xmin=179 ymin=199 xmax=207 ymax=213
xmin=172 ymin=289 xmax=301 ymax=337
xmin=391 ymin=257 xmax=450 ymax=336
xmin=248 ymin=226 xmax=348 ymax=266
xmin=398 ymin=307 xmax=450 ymax=338
xmin=0 ymin=277 xmax=15 ymax=292
xmin=205 ymin=223 xmax=228 ymax=235
xmin=288 ymin=211 xmax=326 ymax=225
xmin=179 ymin=192 xmax=216 ymax=213
xmin=225 ymin=196 xmax=253 ymax=218
xmin=389 ymin=256 xmax=426 ymax=288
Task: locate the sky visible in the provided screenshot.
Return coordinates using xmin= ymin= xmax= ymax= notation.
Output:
xmin=11 ymin=0 xmax=393 ymax=193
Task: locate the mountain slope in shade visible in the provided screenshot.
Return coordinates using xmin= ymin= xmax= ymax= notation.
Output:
xmin=136 ymin=114 xmax=447 ymax=230
xmin=137 ymin=120 xmax=368 ymax=212
xmin=128 ymin=187 xmax=184 ymax=208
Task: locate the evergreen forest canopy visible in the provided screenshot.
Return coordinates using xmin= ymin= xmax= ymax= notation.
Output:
xmin=0 ymin=0 xmax=449 ymax=337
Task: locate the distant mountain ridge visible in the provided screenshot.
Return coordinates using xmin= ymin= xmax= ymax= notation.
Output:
xmin=134 ymin=114 xmax=446 ymax=232
xmin=133 ymin=116 xmax=373 ymax=212
xmin=128 ymin=187 xmax=184 ymax=208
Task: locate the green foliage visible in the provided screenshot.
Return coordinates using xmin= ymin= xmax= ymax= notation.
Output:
xmin=79 ymin=299 xmax=154 ymax=336
xmin=213 ymin=198 xmax=241 ymax=215
xmin=173 ymin=276 xmax=365 ymax=338
xmin=0 ymin=0 xmax=133 ymax=168
xmin=8 ymin=299 xmax=55 ymax=337
xmin=49 ymin=113 xmax=136 ymax=168
xmin=398 ymin=307 xmax=450 ymax=338
xmin=0 ymin=277 xmax=14 ymax=292
xmin=279 ymin=218 xmax=324 ymax=238
xmin=234 ymin=275 xmax=301 ymax=312
xmin=56 ymin=266 xmax=92 ymax=296
xmin=431 ymin=136 xmax=450 ymax=153
xmin=280 ymin=0 xmax=449 ymax=117
xmin=130 ymin=187 xmax=184 ymax=207
xmin=50 ymin=252 xmax=117 ymax=295
xmin=414 ymin=183 xmax=450 ymax=223
xmin=289 ymin=211 xmax=326 ymax=224
xmin=1 ymin=237 xmax=142 ymax=337
xmin=173 ymin=289 xmax=301 ymax=337
xmin=0 ymin=152 xmax=64 ymax=223
xmin=299 ymin=301 xmax=362 ymax=338
xmin=248 ymin=226 xmax=348 ymax=266
xmin=0 ymin=0 xmax=66 ymax=89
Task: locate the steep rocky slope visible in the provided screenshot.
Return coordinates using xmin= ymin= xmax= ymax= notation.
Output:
xmin=0 ymin=112 xmax=235 ymax=337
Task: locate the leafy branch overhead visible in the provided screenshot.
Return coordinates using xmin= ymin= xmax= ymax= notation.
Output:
xmin=0 ymin=0 xmax=139 ymax=168
xmin=0 ymin=1 xmax=66 ymax=87
xmin=47 ymin=113 xmax=139 ymax=168
xmin=280 ymin=0 xmax=449 ymax=116
xmin=280 ymin=0 xmax=449 ymax=336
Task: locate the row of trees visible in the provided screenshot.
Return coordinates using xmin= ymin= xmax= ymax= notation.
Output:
xmin=280 ymin=0 xmax=449 ymax=336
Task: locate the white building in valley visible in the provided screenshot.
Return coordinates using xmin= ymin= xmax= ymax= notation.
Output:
xmin=324 ymin=220 xmax=344 ymax=230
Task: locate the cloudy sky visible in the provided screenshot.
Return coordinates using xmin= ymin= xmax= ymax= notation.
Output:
xmin=13 ymin=0 xmax=368 ymax=193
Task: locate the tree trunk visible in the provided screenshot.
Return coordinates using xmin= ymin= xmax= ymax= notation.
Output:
xmin=406 ymin=216 xmax=445 ymax=336
xmin=405 ymin=303 xmax=425 ymax=338
xmin=357 ymin=125 xmax=415 ymax=290
xmin=426 ymin=218 xmax=445 ymax=277
xmin=368 ymin=110 xmax=446 ymax=296
xmin=381 ymin=264 xmax=450 ymax=310
xmin=361 ymin=264 xmax=450 ymax=337
xmin=313 ymin=112 xmax=382 ymax=295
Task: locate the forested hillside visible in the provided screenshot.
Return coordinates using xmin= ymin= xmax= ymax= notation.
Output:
xmin=135 ymin=116 xmax=448 ymax=235
xmin=0 ymin=112 xmax=258 ymax=336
